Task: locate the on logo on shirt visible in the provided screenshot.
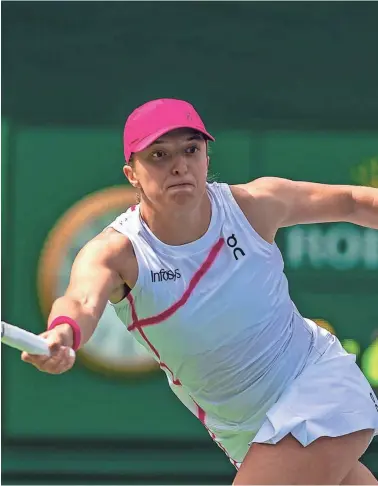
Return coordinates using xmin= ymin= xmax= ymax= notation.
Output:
xmin=227 ymin=234 xmax=245 ymax=261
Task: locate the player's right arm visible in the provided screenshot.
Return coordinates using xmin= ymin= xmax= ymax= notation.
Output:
xmin=21 ymin=228 xmax=137 ymax=374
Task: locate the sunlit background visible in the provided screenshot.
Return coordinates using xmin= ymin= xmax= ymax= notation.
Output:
xmin=2 ymin=2 xmax=377 ymax=484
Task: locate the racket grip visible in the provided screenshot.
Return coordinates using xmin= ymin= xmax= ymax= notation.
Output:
xmin=2 ymin=323 xmax=51 ymax=356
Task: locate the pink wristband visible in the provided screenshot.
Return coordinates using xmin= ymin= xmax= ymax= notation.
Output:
xmin=48 ymin=316 xmax=82 ymax=351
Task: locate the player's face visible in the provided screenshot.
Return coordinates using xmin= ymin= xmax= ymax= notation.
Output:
xmin=124 ymin=128 xmax=209 ymax=208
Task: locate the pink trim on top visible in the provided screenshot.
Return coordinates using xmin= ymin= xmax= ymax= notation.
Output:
xmin=125 ymin=238 xmax=225 ymax=413
xmin=196 ymin=403 xmax=206 ymax=424
xmin=190 ymin=395 xmax=206 ymax=424
xmin=128 ymin=238 xmax=224 ymax=332
xmin=126 ymin=293 xmax=182 ymax=385
xmin=125 ymin=240 xmax=241 ymax=469
xmin=48 ymin=316 xmax=82 ymax=351
xmin=191 ymin=396 xmax=240 ymax=468
xmin=206 ymin=427 xmax=240 ymax=468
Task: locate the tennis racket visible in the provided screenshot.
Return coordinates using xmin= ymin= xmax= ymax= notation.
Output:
xmin=1 ymin=321 xmax=75 ymax=357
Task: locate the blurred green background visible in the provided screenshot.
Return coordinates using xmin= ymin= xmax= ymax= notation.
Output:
xmin=1 ymin=2 xmax=378 ymax=484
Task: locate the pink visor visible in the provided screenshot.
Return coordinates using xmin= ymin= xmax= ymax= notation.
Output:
xmin=123 ymin=98 xmax=215 ymax=163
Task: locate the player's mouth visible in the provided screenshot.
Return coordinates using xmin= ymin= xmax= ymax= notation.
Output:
xmin=167 ymin=182 xmax=194 ymax=189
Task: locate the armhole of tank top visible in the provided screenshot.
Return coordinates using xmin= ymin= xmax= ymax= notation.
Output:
xmin=106 ymin=223 xmax=146 ymax=311
xmin=218 ymin=182 xmax=277 ymax=254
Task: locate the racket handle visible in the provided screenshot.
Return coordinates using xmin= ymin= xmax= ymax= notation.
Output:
xmin=1 ymin=322 xmax=51 ymax=356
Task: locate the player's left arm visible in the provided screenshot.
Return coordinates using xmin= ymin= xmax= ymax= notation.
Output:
xmin=238 ymin=177 xmax=378 ymax=231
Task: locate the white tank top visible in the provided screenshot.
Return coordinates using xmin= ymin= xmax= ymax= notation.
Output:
xmin=108 ymin=182 xmax=319 ymax=433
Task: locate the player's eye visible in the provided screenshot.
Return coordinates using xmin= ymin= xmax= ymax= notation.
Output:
xmin=185 ymin=145 xmax=199 ymax=154
xmin=151 ymin=150 xmax=167 ymax=159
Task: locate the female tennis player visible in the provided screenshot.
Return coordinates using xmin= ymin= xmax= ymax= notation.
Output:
xmin=22 ymin=99 xmax=378 ymax=484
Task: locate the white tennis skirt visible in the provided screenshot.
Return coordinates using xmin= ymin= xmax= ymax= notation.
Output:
xmin=209 ymin=322 xmax=378 ymax=468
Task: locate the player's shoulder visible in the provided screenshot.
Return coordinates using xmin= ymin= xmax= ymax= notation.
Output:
xmin=80 ymin=227 xmax=136 ymax=265
xmin=231 ymin=177 xmax=288 ymax=199
xmin=229 ymin=178 xmax=283 ymax=213
xmin=229 ymin=178 xmax=288 ymax=244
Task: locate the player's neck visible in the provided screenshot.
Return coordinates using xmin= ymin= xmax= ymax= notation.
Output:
xmin=140 ymin=193 xmax=212 ymax=246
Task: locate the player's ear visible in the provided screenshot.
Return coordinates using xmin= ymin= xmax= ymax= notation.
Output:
xmin=123 ymin=164 xmax=140 ymax=189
